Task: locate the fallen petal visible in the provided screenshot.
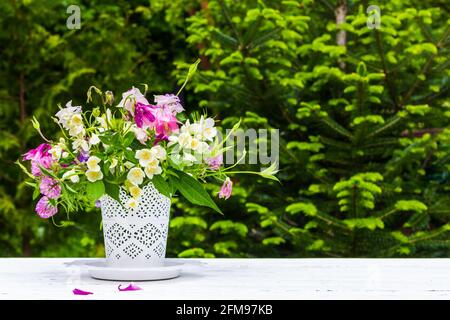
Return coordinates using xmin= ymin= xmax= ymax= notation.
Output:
xmin=73 ymin=288 xmax=93 ymax=295
xmin=118 ymin=283 xmax=142 ymax=292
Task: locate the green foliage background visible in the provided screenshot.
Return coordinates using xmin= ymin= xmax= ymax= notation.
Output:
xmin=0 ymin=0 xmax=449 ymax=258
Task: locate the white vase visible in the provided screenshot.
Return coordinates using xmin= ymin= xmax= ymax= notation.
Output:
xmin=100 ymin=183 xmax=171 ymax=268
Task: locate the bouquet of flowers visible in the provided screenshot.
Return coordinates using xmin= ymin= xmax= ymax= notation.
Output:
xmin=18 ymin=61 xmax=278 ymax=220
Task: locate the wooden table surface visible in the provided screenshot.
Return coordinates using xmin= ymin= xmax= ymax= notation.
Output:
xmin=0 ymin=258 xmax=449 ymax=300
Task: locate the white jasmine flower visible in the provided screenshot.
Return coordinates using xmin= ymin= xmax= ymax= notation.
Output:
xmin=187 ymin=137 xmax=200 ymax=150
xmin=151 ymin=145 xmax=167 ymax=160
xmin=127 ymin=167 xmax=145 ymax=186
xmin=135 ymin=149 xmax=155 ymax=167
xmin=129 ymin=185 xmax=142 ymax=199
xmin=86 ymin=170 xmax=103 ymax=182
xmin=86 ymin=156 xmax=101 ymax=171
xmin=126 ymin=198 xmax=139 ymax=209
xmin=144 ymin=164 xmax=162 ymax=179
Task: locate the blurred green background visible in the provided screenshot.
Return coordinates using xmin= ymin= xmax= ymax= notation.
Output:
xmin=0 ymin=0 xmax=449 ymax=258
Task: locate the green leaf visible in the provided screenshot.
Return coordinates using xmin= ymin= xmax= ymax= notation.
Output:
xmin=151 ymin=175 xmax=172 ymax=198
xmin=86 ymin=181 xmax=105 ymax=202
xmin=123 ymin=131 xmax=136 ymax=147
xmin=104 ymin=181 xmax=120 ymax=203
xmin=32 ymin=185 xmax=40 ymax=200
xmin=173 ymin=170 xmax=222 ymax=214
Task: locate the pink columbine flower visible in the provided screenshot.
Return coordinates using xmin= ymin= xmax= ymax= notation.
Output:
xmin=207 ymin=154 xmax=223 ymax=171
xmin=134 ymin=103 xmax=179 ymax=139
xmin=35 ymin=196 xmax=58 ymax=218
xmin=151 ymin=107 xmax=179 ymax=138
xmin=154 ymin=94 xmax=184 ymax=114
xmin=135 ymin=102 xmax=156 ymax=129
xmin=23 ymin=144 xmax=53 ymax=177
xmin=218 ymin=177 xmax=233 ymax=200
xmin=39 ymin=176 xmax=61 ymax=199
xmin=117 ymin=87 xmax=149 ymax=115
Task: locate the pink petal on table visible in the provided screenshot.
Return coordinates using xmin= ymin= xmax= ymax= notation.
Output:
xmin=73 ymin=288 xmax=93 ymax=295
xmin=118 ymin=283 xmax=142 ymax=292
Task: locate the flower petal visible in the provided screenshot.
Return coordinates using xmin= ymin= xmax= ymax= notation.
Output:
xmin=118 ymin=283 xmax=142 ymax=292
xmin=73 ymin=288 xmax=93 ymax=295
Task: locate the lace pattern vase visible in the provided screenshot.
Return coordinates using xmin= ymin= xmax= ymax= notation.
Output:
xmin=100 ymin=183 xmax=171 ymax=268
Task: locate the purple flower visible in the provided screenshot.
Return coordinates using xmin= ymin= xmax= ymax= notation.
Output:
xmin=207 ymin=154 xmax=223 ymax=171
xmin=35 ymin=196 xmax=58 ymax=218
xmin=39 ymin=176 xmax=61 ymax=199
xmin=77 ymin=150 xmax=89 ymax=163
xmin=218 ymin=177 xmax=233 ymax=200
xmin=23 ymin=144 xmax=53 ymax=177
xmin=95 ymin=200 xmax=102 ymax=208
xmin=135 ymin=102 xmax=156 ymax=129
xmin=154 ymin=94 xmax=184 ymax=114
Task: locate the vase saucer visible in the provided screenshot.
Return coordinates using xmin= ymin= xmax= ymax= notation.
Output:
xmin=86 ymin=260 xmax=183 ymax=281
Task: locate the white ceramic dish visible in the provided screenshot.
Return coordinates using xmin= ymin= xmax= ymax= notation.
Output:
xmin=86 ymin=260 xmax=182 ymax=281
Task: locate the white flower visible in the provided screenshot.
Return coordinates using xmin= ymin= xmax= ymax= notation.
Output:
xmin=144 ymin=164 xmax=162 ymax=179
xmin=126 ymin=198 xmax=139 ymax=209
xmin=202 ymin=118 xmax=217 ymax=141
xmin=49 ymin=145 xmax=63 ymax=161
xmin=55 ymin=101 xmax=82 ymax=130
xmin=129 ymin=185 xmax=142 ymax=199
xmin=182 ymin=153 xmax=197 ymax=166
xmin=86 ymin=156 xmax=101 ymax=171
xmin=197 ymin=141 xmax=211 ymax=154
xmin=132 ymin=126 xmax=148 ymax=144
xmin=97 ymin=116 xmax=107 ymax=132
xmin=90 ymin=134 xmax=100 ymax=146
xmin=127 ymin=167 xmax=145 ymax=186
xmin=116 ymin=87 xmax=149 ymax=115
xmin=72 ymin=138 xmax=89 ymax=152
xmin=178 ymin=132 xmax=192 ymax=148
xmin=67 ymin=114 xmax=85 ymax=137
xmin=151 ymin=145 xmax=166 ymax=160
xmin=135 ymin=149 xmax=155 ymax=167
xmin=62 ymin=170 xmax=80 ymax=183
xmin=86 ymin=170 xmax=103 ymax=182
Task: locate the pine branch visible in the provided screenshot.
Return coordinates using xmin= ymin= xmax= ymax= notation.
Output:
xmin=400 ymin=25 xmax=450 ymax=107
xmin=374 ymin=30 xmax=399 ymax=110
xmin=366 ymin=115 xmax=403 ymax=139
xmin=320 ymin=116 xmax=354 ymax=139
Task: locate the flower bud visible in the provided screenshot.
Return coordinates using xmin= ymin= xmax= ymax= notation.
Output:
xmin=105 ymin=91 xmax=114 ymax=106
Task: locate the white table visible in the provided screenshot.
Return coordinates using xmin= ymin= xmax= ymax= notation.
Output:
xmin=0 ymin=258 xmax=449 ymax=300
